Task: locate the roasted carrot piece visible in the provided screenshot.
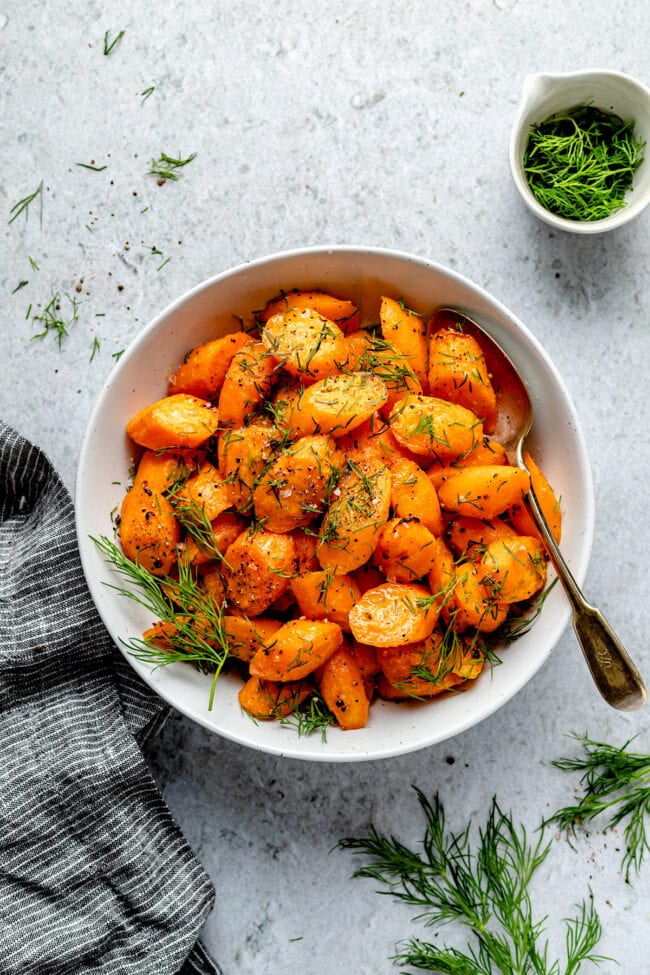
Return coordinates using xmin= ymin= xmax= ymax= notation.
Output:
xmin=379 ymin=296 xmax=429 ymax=389
xmin=390 ymin=457 xmax=444 ymax=536
xmin=318 ymin=643 xmax=370 ymax=729
xmin=373 ymin=519 xmax=440 ymax=583
xmin=445 ymin=515 xmax=520 ymax=559
xmin=449 ymin=562 xmax=509 ymax=633
xmin=291 ymin=528 xmax=320 ymax=572
xmin=317 ymin=457 xmax=391 ymax=574
xmin=376 ymin=633 xmax=465 ymax=698
xmin=480 ymin=536 xmax=547 ymax=603
xmin=257 ymin=289 xmax=360 ymax=332
xmin=253 ymin=435 xmax=341 ymax=533
xmin=282 ymin=372 xmax=389 ymax=439
xmin=290 ymin=570 xmax=361 ymax=631
xmin=389 ymin=394 xmax=483 ymax=462
xmin=509 ymin=450 xmax=562 ymax=544
xmin=348 ymin=581 xmax=439 ymax=647
xmin=261 ymin=308 xmax=347 ymax=383
xmin=427 ymin=437 xmax=507 ymax=490
xmin=183 ymin=511 xmax=245 ymax=566
xmin=218 ymin=422 xmax=277 ymax=511
xmin=223 ymin=616 xmax=283 ymax=664
xmin=238 ymin=675 xmax=312 ymax=720
xmin=119 ymin=451 xmax=180 ymax=575
xmin=437 ymin=465 xmax=530 ymax=520
xmin=223 ymin=529 xmax=296 ymax=616
xmin=218 ymin=341 xmax=276 ymax=428
xmin=343 ymin=330 xmax=423 ymax=415
xmin=168 ymin=332 xmax=252 ymax=398
xmin=172 ymin=460 xmax=234 ymax=521
xmin=427 ymin=326 xmax=498 ymax=432
xmin=126 ymin=393 xmax=220 ymax=450
xmin=249 ymin=619 xmax=343 ymax=682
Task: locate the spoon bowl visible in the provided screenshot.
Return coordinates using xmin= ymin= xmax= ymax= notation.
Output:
xmin=432 ymin=307 xmax=647 ymax=712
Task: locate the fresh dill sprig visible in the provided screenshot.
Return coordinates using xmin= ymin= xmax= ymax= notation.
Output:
xmin=338 ymin=789 xmax=610 ymax=974
xmin=148 ymin=151 xmax=197 ymax=181
xmin=141 ymin=86 xmax=155 ymax=103
xmin=523 ymin=103 xmax=645 ymax=221
xmin=29 ymin=292 xmax=80 ymax=347
xmin=279 ymin=688 xmax=334 ymax=739
xmin=547 ymin=732 xmax=650 ymax=880
xmin=103 ymin=29 xmax=125 ymax=55
xmin=8 ymin=180 xmax=44 ymax=225
xmin=92 ymin=535 xmax=230 ymax=709
xmin=90 ymin=336 xmax=100 ymax=362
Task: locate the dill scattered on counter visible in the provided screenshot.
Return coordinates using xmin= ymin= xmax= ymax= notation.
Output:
xmin=77 ymin=162 xmax=108 ymax=172
xmin=149 ymin=151 xmax=197 ymax=182
xmin=523 ymin=104 xmax=645 ymax=221
xmin=29 ymin=292 xmax=80 ymax=348
xmin=141 ymin=86 xmax=155 ymax=103
xmin=103 ymin=29 xmax=125 ymax=56
xmin=8 ymin=180 xmax=44 ymax=225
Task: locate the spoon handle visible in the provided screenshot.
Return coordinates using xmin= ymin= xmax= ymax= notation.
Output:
xmin=525 ymin=484 xmax=647 ymax=711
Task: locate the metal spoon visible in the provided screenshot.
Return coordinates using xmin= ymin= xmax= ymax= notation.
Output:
xmin=431 ymin=307 xmax=647 ymax=712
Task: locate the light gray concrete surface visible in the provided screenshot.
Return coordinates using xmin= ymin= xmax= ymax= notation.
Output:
xmin=2 ymin=2 xmax=650 ymax=972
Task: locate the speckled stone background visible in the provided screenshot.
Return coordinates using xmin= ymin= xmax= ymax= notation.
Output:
xmin=2 ymin=1 xmax=650 ymax=972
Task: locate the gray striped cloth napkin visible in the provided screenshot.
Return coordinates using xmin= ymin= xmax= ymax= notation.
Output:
xmin=0 ymin=421 xmax=222 ymax=975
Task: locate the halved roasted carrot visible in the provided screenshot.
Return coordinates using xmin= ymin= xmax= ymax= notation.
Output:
xmin=249 ymin=619 xmax=343 ymax=682
xmin=390 ymin=457 xmax=444 ymax=536
xmin=253 ymin=435 xmax=341 ymax=533
xmin=379 ymin=296 xmax=428 ymax=389
xmin=257 ymin=289 xmax=360 ymax=332
xmin=223 ymin=529 xmax=296 ymax=616
xmin=172 ymin=460 xmax=234 ymax=521
xmin=238 ymin=675 xmax=312 ymax=720
xmin=223 ymin=616 xmax=283 ymax=664
xmin=218 ymin=341 xmax=276 ymax=428
xmin=348 ymin=581 xmax=439 ymax=647
xmin=290 ymin=570 xmax=361 ymax=631
xmin=437 ymin=465 xmax=530 ymax=520
xmin=389 ymin=394 xmax=483 ymax=462
xmin=509 ymin=450 xmax=562 ymax=544
xmin=126 ymin=394 xmax=220 ymax=450
xmin=317 ymin=643 xmax=370 ymax=729
xmin=373 ymin=519 xmax=440 ymax=583
xmin=119 ymin=451 xmax=181 ymax=575
xmin=317 ymin=456 xmax=391 ymax=574
xmin=218 ymin=422 xmax=277 ymax=511
xmin=168 ymin=332 xmax=252 ymax=398
xmin=262 ymin=308 xmax=347 ymax=383
xmin=427 ymin=326 xmax=498 ymax=432
xmin=480 ymin=536 xmax=547 ymax=603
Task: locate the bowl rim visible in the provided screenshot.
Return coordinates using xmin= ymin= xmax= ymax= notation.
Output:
xmin=75 ymin=244 xmax=595 ymax=761
xmin=509 ymin=69 xmax=650 ymax=234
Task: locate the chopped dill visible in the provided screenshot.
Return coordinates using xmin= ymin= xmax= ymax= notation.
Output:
xmin=149 ymin=151 xmax=197 ymax=181
xmin=29 ymin=292 xmax=80 ymax=347
xmin=8 ymin=180 xmax=43 ymax=226
xmin=523 ymin=103 xmax=645 ymax=221
xmin=141 ymin=86 xmax=155 ymax=103
xmin=77 ymin=162 xmax=108 ymax=172
xmin=103 ymin=29 xmax=125 ymax=55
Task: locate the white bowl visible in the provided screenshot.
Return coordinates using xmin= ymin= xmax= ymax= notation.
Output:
xmin=75 ymin=245 xmax=594 ymax=762
xmin=509 ymin=70 xmax=650 ymax=234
